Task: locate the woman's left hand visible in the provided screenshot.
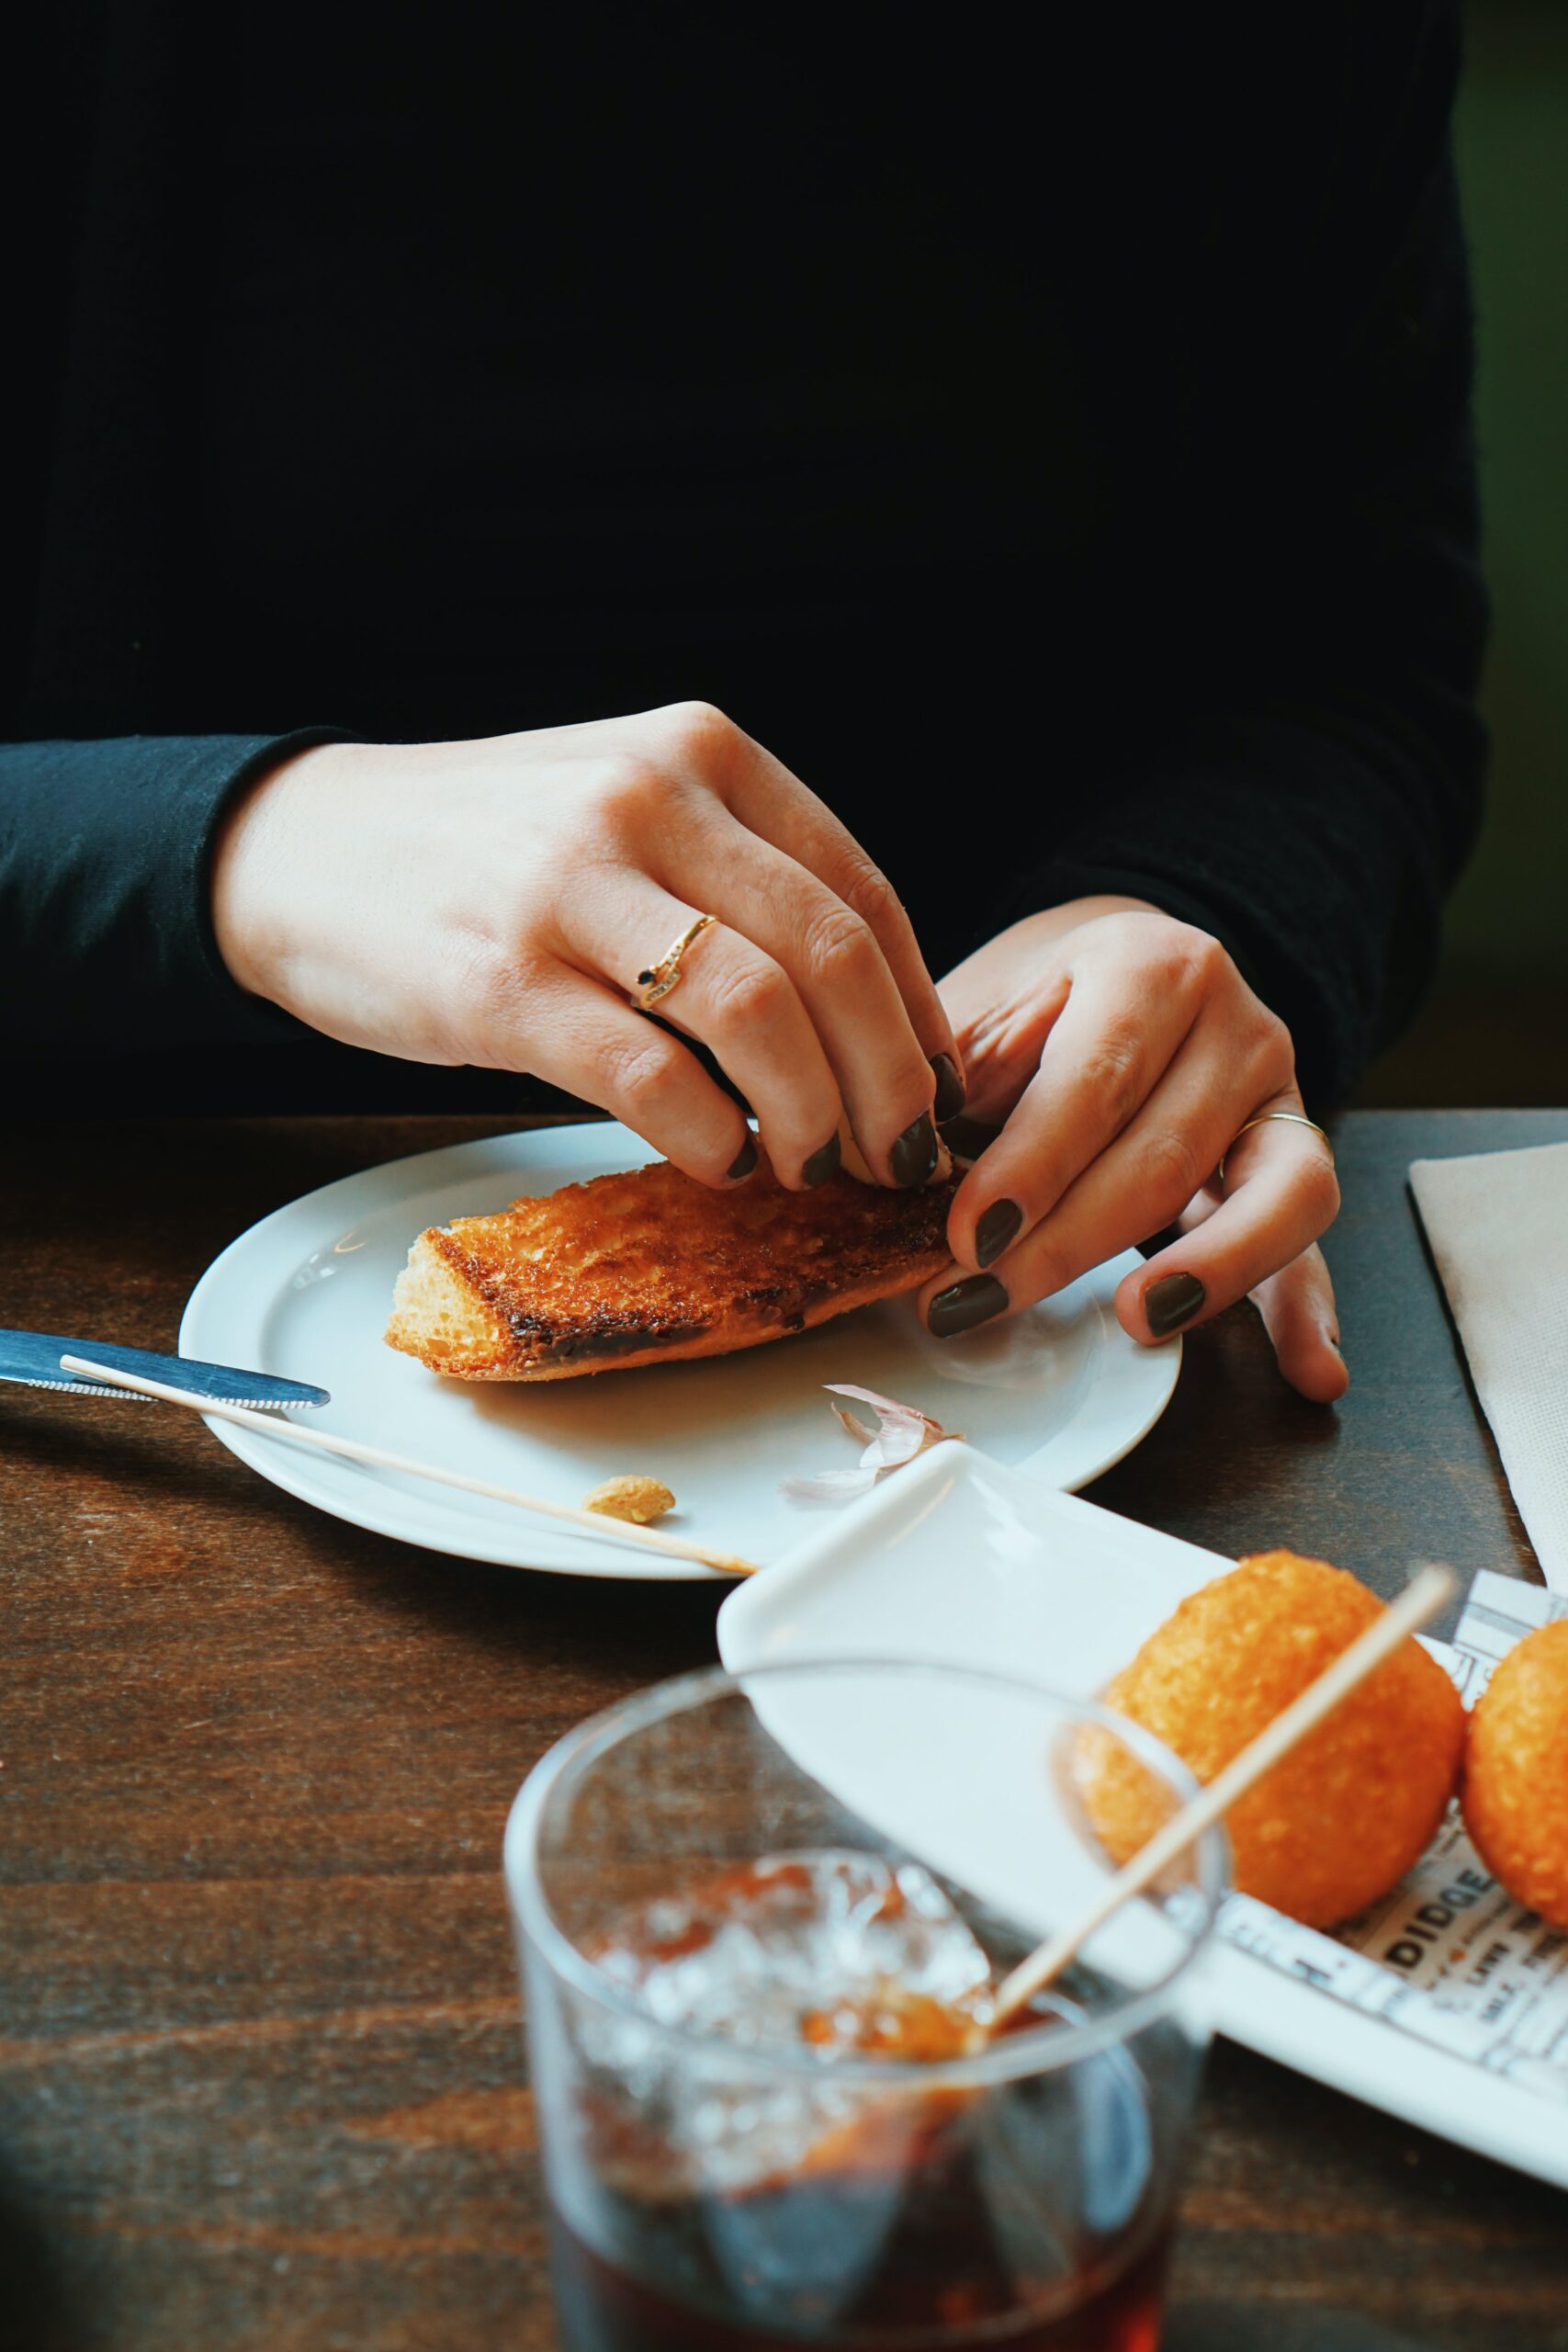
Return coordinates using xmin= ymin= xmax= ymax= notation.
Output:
xmin=922 ymin=898 xmax=1348 ymax=1402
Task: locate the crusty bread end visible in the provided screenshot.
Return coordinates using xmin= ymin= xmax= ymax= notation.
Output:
xmin=384 ymin=1151 xmax=957 ymax=1383
xmin=386 ymin=1231 xmax=518 ymax=1378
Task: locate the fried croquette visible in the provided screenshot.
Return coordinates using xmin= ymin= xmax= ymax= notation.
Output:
xmin=1461 ymin=1619 xmax=1568 ymax=1931
xmin=1074 ymin=1549 xmax=1466 ymax=1928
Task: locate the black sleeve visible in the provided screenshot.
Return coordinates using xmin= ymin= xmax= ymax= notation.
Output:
xmin=1010 ymin=24 xmax=1487 ymax=1111
xmin=0 ymin=730 xmax=349 ymax=1053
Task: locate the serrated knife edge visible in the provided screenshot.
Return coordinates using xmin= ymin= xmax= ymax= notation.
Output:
xmin=3 ymin=1375 xmax=300 ymax=1409
xmin=0 ymin=1329 xmax=329 ymax=1411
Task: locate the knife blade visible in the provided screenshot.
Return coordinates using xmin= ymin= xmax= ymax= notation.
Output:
xmin=0 ymin=1330 xmax=329 ymax=1411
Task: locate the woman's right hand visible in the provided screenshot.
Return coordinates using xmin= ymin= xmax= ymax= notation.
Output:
xmin=211 ymin=702 xmax=963 ymax=1189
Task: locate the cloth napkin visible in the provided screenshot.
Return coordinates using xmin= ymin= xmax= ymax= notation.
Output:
xmin=1409 ymin=1139 xmax=1568 ymax=1594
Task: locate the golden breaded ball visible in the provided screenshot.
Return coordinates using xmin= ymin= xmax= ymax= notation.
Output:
xmin=1462 ymin=1620 xmax=1568 ymax=1931
xmin=1075 ymin=1550 xmax=1466 ymax=1928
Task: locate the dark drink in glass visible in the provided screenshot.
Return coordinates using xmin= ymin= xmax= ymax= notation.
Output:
xmin=550 ymin=2213 xmax=1169 ymax=2350
xmin=507 ymin=1666 xmax=1221 ymax=2351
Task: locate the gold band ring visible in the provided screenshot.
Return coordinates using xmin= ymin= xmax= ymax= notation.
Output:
xmin=632 ymin=912 xmax=716 ymax=1011
xmin=1218 ymin=1110 xmax=1333 ymax=1188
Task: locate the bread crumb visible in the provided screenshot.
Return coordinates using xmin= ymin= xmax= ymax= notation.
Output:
xmin=583 ymin=1476 xmax=676 ymax=1525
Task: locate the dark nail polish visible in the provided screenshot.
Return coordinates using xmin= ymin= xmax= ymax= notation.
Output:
xmin=727 ymin=1136 xmax=758 ymax=1182
xmin=931 ymin=1054 xmax=966 ymax=1122
xmin=802 ymin=1136 xmax=841 ymax=1188
xmin=939 ymin=1114 xmax=1002 ymax=1165
xmin=1145 ymin=1271 xmax=1205 ymax=1338
xmin=928 ymin=1272 xmax=1009 ymax=1339
xmin=890 ymin=1112 xmax=939 ymax=1189
xmin=975 ymin=1198 xmax=1022 ymax=1270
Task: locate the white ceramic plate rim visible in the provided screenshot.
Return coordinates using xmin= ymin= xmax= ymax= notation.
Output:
xmin=179 ymin=1125 xmax=1179 ymax=1579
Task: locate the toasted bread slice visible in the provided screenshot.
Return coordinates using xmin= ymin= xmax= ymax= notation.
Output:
xmin=386 ymin=1150 xmax=959 ymax=1381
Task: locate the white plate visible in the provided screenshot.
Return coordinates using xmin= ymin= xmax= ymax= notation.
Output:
xmin=179 ymin=1124 xmax=1179 ymax=1579
xmin=718 ymin=1445 xmax=1568 ymax=2189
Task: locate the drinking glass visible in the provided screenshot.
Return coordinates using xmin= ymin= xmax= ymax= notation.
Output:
xmin=505 ymin=1660 xmax=1224 ymax=2351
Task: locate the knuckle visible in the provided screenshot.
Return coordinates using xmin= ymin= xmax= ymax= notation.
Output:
xmin=1080 ymin=1028 xmax=1145 ymax=1123
xmin=588 ymin=752 xmax=669 ymax=835
xmin=1169 ymin=922 xmax=1229 ymax=990
xmin=607 ymin=1034 xmax=685 ymax=1117
xmin=1297 ymin=1149 xmax=1342 ymax=1227
xmin=1254 ymin=1011 xmax=1296 ymax=1087
xmin=455 ymin=929 xmax=539 ymax=1035
xmin=802 ymin=903 xmax=879 ymax=986
xmin=704 ymin=952 xmax=792 ymax=1033
xmin=660 ymin=697 xmax=739 ymax=773
xmin=837 ymin=857 xmax=901 ymax=935
xmin=1141 ymin=1125 xmax=1205 ymax=1209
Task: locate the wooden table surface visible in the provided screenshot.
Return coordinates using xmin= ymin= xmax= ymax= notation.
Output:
xmin=4 ymin=1108 xmax=1567 ymax=2352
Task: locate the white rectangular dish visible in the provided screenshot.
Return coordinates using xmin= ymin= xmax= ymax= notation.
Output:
xmin=718 ymin=1444 xmax=1568 ymax=2188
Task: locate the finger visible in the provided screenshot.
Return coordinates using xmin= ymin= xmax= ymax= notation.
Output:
xmin=920 ymin=1061 xmax=1333 ymax=1341
xmin=1111 ymin=1114 xmax=1340 ymax=1348
xmin=1145 ymin=1133 xmax=1347 ymax=1399
xmin=941 ymin=966 xmax=1216 ymax=1274
xmin=557 ymin=876 xmax=843 ymax=1188
xmin=1247 ymin=1244 xmax=1348 ymax=1402
xmin=673 ymin=815 xmax=944 ymax=1187
xmin=938 ymin=931 xmax=1075 ymax=1125
xmin=519 ymin=965 xmax=759 ymax=1187
xmin=685 ymin=712 xmax=964 ymax=1114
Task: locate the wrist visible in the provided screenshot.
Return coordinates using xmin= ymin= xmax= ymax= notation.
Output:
xmin=211 ymin=740 xmax=366 ymax=1001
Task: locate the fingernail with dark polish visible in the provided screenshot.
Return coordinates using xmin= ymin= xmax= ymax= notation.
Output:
xmin=940 ymin=1114 xmax=1002 ymax=1164
xmin=931 ymin=1054 xmax=966 ymax=1122
xmin=975 ymin=1198 xmax=1022 ymax=1270
xmin=890 ymin=1112 xmax=938 ymax=1189
xmin=802 ymin=1136 xmax=840 ymax=1188
xmin=928 ymin=1272 xmax=1009 ymax=1339
xmin=1145 ymin=1271 xmax=1205 ymax=1338
xmin=727 ymin=1136 xmax=758 ymax=1182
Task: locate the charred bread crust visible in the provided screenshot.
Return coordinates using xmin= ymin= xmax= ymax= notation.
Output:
xmin=386 ymin=1154 xmax=957 ymax=1381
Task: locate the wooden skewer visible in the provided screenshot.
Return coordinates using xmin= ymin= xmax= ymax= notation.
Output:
xmin=60 ymin=1355 xmax=760 ymax=1577
xmin=984 ymin=1560 xmax=1455 ymax=2037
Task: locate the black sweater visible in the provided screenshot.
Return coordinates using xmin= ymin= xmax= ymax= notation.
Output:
xmin=3 ymin=5 xmax=1487 ymax=1114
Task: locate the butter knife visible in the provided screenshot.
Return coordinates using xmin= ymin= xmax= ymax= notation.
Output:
xmin=0 ymin=1329 xmax=329 ymax=1410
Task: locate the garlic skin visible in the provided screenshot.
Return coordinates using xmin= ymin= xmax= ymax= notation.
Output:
xmin=781 ymin=1385 xmax=961 ymax=1504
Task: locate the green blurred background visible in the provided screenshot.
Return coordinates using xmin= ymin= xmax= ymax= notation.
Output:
xmin=1361 ymin=2 xmax=1568 ymax=1104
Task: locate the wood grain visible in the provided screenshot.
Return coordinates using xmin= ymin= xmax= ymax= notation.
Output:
xmin=3 ymin=1111 xmax=1567 ymax=2352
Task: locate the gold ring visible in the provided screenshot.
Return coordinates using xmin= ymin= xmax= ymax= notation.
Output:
xmin=632 ymin=913 xmax=716 ymax=1011
xmin=1218 ymin=1110 xmax=1333 ymax=1188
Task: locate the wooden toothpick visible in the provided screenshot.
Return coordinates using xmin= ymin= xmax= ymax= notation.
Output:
xmin=60 ymin=1356 xmax=759 ymax=1577
xmin=984 ymin=1561 xmax=1455 ymax=2036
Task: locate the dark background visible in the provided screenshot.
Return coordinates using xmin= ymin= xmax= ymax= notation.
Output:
xmin=1362 ymin=1 xmax=1568 ymax=1107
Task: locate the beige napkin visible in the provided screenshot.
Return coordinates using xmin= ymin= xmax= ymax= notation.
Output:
xmin=1410 ymin=1140 xmax=1568 ymax=1594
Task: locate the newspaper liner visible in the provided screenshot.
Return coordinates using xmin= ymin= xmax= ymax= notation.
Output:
xmin=1217 ymin=1570 xmax=1568 ymax=2105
